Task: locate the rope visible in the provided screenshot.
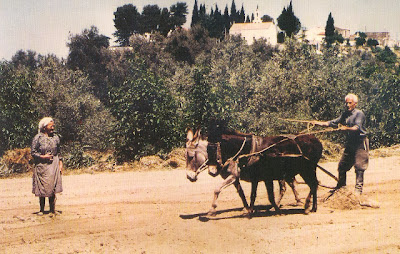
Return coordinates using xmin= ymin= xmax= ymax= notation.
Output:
xmin=237 ymin=137 xmax=291 ymax=160
xmin=278 ymin=118 xmax=316 ymax=124
xmin=232 ymin=131 xmax=340 ymax=183
xmin=195 ymin=159 xmax=209 ymax=176
xmin=279 ymin=118 xmax=344 ymax=136
xmin=231 ymin=137 xmax=247 ymax=160
xmin=296 ymin=126 xmax=343 ymax=136
xmin=209 ymin=119 xmax=342 ymax=185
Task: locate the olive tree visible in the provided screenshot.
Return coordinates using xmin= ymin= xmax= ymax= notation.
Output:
xmin=108 ymin=56 xmax=181 ymax=162
xmin=0 ymin=62 xmax=37 ymax=155
xmin=33 ymin=55 xmax=115 ymax=151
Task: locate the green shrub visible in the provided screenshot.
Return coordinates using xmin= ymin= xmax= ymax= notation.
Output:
xmin=33 ymin=55 xmax=115 ymax=151
xmin=62 ymin=143 xmax=95 ymax=169
xmin=0 ymin=62 xmax=37 ymax=155
xmin=108 ymin=56 xmax=182 ymax=162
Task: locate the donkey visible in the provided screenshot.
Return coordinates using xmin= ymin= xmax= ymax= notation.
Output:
xmin=186 ymin=127 xmax=322 ymax=215
xmin=186 ymin=129 xmax=250 ymax=215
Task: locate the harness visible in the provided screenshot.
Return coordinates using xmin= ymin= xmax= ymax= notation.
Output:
xmin=194 ymin=159 xmax=209 ymax=176
xmin=190 ymin=142 xmax=210 ymax=177
xmin=204 ymin=132 xmax=338 ymax=186
xmin=207 ymin=142 xmax=223 ymax=168
xmin=208 ymin=135 xmax=315 ymax=174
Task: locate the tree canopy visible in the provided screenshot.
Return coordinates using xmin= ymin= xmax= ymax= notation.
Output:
xmin=113 ymin=2 xmax=188 ymax=46
xmin=324 ymin=13 xmax=344 ymax=46
xmin=2 ymin=8 xmax=400 ymax=166
xmin=170 ymin=2 xmax=188 ymax=29
xmin=67 ymin=26 xmax=110 ymax=101
xmin=139 ymin=5 xmax=162 ymax=34
xmin=355 ymin=32 xmax=367 ymax=46
xmin=261 ymin=15 xmax=273 ymax=22
xmin=113 ymin=4 xmax=141 ymax=46
xmin=277 ymin=1 xmax=301 ymax=38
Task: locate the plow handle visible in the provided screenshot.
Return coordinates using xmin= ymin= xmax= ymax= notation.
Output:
xmin=316 ymin=164 xmax=338 ymax=182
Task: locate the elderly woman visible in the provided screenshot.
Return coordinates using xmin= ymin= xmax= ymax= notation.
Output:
xmin=31 ymin=117 xmax=63 ymax=215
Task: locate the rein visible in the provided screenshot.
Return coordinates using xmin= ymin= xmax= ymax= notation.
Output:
xmin=237 ymin=137 xmax=291 ymax=160
xmin=195 ymin=159 xmax=209 ymax=176
xmin=232 ymin=133 xmax=339 ymax=183
xmin=203 ymin=124 xmax=341 ymax=183
xmin=298 ymin=126 xmax=343 ymax=136
xmin=229 ymin=137 xmax=247 ymax=161
xmin=279 ymin=118 xmax=343 ymax=135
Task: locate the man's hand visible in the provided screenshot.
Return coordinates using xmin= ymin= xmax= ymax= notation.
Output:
xmin=339 ymin=125 xmax=359 ymax=131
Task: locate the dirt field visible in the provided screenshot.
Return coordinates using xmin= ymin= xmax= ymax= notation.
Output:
xmin=1 ymin=154 xmax=400 ymax=254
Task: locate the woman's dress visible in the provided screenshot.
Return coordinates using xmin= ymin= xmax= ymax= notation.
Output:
xmin=31 ymin=133 xmax=63 ymax=197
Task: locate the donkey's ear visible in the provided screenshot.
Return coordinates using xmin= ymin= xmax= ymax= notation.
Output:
xmin=193 ymin=128 xmax=202 ymax=140
xmin=187 ymin=128 xmax=194 ymax=142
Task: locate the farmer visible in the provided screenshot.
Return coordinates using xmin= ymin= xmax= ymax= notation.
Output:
xmin=314 ymin=93 xmax=369 ymax=195
xmin=31 ymin=117 xmax=63 ymax=215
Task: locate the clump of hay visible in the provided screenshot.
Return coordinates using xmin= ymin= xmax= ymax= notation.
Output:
xmin=370 ymin=144 xmax=400 ymax=158
xmin=86 ymin=162 xmax=115 ymax=172
xmin=322 ymin=187 xmax=361 ymax=210
xmin=139 ymin=155 xmax=164 ymax=168
xmin=322 ymin=187 xmax=380 ymax=210
xmin=164 ymin=148 xmax=186 ymax=169
xmin=138 ymin=148 xmax=186 ymax=171
xmin=0 ymin=148 xmax=32 ymax=176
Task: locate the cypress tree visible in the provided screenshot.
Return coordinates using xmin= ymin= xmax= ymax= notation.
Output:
xmin=215 ymin=4 xmax=226 ymax=39
xmin=199 ymin=4 xmax=206 ymax=18
xmin=325 ymin=12 xmax=335 ymax=45
xmin=191 ymin=0 xmax=199 ymax=27
xmin=277 ymin=1 xmax=301 ymax=38
xmin=230 ymin=0 xmax=238 ymax=24
xmin=223 ymin=5 xmax=230 ymax=33
xmin=159 ymin=8 xmax=172 ymax=36
xmin=239 ymin=5 xmax=245 ymax=23
xmin=214 ymin=4 xmax=220 ymax=17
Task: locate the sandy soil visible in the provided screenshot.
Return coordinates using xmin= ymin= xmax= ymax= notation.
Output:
xmin=1 ymin=155 xmax=399 ymax=254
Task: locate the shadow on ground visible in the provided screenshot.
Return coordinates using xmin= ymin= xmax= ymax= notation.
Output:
xmin=180 ymin=205 xmax=305 ymax=222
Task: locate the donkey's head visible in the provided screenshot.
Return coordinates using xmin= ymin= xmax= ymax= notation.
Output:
xmin=185 ymin=129 xmax=208 ymax=182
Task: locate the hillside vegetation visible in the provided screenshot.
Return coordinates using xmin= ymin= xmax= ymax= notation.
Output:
xmin=1 ymin=29 xmax=399 ymax=170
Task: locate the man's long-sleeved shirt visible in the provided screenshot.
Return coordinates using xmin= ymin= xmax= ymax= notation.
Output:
xmin=328 ymin=109 xmax=367 ymax=144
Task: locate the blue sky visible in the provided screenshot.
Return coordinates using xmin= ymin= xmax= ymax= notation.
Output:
xmin=1 ymin=0 xmax=399 ymax=60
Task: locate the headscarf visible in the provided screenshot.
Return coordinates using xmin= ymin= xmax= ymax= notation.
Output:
xmin=38 ymin=117 xmax=54 ymax=133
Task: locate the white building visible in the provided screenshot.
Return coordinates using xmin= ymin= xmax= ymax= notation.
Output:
xmin=303 ymin=26 xmax=325 ymax=49
xmin=229 ymin=7 xmax=278 ymax=46
xmin=303 ymin=26 xmax=351 ymax=49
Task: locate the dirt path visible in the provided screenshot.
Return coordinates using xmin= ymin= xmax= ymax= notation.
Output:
xmin=1 ymin=156 xmax=399 ymax=254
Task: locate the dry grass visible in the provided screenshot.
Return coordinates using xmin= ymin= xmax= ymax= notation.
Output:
xmin=0 ymin=148 xmax=32 ymax=177
xmin=62 ymin=148 xmax=186 ymax=175
xmin=322 ymin=186 xmax=380 ymax=210
xmin=322 ymin=187 xmax=361 ymax=210
xmin=321 ymin=142 xmax=400 ymax=161
xmin=369 ymin=144 xmax=400 ymax=158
